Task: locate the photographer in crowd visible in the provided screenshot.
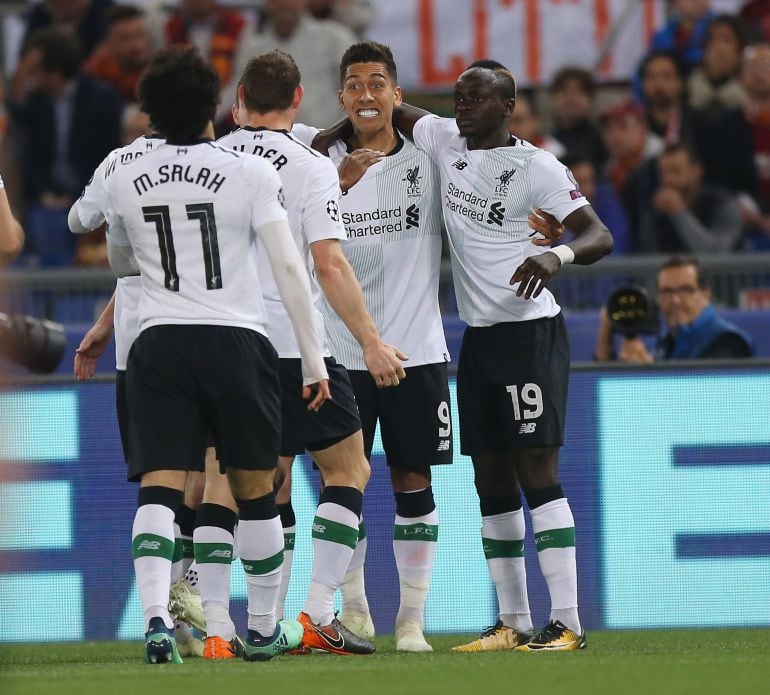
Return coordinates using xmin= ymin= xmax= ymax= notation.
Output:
xmin=595 ymin=255 xmax=754 ymax=363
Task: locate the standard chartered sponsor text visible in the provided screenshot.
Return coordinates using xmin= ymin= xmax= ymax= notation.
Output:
xmin=344 ymin=206 xmax=403 ymax=238
xmin=445 ymin=182 xmax=489 ymax=221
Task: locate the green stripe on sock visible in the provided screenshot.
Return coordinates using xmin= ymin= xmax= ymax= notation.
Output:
xmin=194 ymin=542 xmax=234 ymax=564
xmin=172 ymin=538 xmax=184 ymax=563
xmin=535 ymin=527 xmax=576 ymax=550
xmin=284 ymin=532 xmax=296 ymax=551
xmin=242 ymin=550 xmax=283 ymax=576
xmin=182 ymin=538 xmax=194 ymax=559
xmin=132 ymin=533 xmax=175 ymax=560
xmin=393 ymin=523 xmax=438 ymax=542
xmin=358 ymin=521 xmax=366 ymax=541
xmin=482 ymin=537 xmax=524 ymax=559
xmin=312 ymin=516 xmax=358 ymax=550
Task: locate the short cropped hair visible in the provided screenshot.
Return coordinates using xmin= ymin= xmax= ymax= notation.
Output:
xmin=660 ymin=142 xmax=700 ymax=165
xmin=105 ymin=4 xmax=144 ymax=29
xmin=659 ymin=255 xmax=707 ymax=288
xmin=550 ymin=66 xmax=595 ymax=96
xmin=138 ymin=47 xmax=219 ymax=141
xmin=339 ymin=41 xmax=397 ymax=85
xmin=25 ymin=28 xmax=82 ymax=80
xmin=239 ymin=50 xmax=301 ymax=114
xmin=466 ymin=59 xmax=517 ymax=100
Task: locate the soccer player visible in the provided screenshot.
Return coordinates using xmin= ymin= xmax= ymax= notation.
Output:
xmin=102 ymin=46 xmax=329 ymax=664
xmin=299 ymin=41 xmax=454 ymax=653
xmin=187 ymin=49 xmax=406 ymax=659
xmin=391 ymin=64 xmax=613 ymax=651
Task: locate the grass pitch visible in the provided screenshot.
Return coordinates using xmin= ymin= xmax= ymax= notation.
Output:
xmin=1 ymin=630 xmax=769 ymax=695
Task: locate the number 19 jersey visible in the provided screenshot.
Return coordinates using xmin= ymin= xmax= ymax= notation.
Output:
xmin=104 ymin=140 xmax=288 ymax=336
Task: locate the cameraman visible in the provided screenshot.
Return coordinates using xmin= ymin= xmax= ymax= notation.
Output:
xmin=595 ymin=255 xmax=754 ymax=362
xmin=0 ymin=173 xmax=24 ymax=264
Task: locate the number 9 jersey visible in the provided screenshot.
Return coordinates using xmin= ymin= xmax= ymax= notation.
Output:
xmin=104 ymin=140 xmax=288 ymax=337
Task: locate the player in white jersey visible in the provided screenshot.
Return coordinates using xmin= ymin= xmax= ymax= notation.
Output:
xmin=306 ymin=42 xmax=453 ymax=653
xmin=187 ymin=50 xmax=405 ymax=659
xmin=69 ymin=132 xmax=210 ymax=656
xmin=393 ymin=64 xmax=613 ymax=652
xmin=102 ymin=47 xmax=330 ymax=664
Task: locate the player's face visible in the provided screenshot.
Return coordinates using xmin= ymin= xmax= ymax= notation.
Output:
xmin=657 ymin=265 xmax=710 ymax=328
xmin=340 ymin=62 xmax=401 ymax=135
xmin=453 ymin=71 xmax=512 ymax=139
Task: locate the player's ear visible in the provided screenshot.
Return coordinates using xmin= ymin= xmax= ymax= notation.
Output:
xmin=504 ymin=97 xmax=515 ymax=118
xmin=338 ymin=89 xmax=344 ymax=110
xmin=293 ymin=84 xmax=304 ymax=109
xmin=394 ymin=85 xmax=403 ymax=107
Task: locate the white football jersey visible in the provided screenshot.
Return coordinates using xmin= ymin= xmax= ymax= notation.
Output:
xmin=413 ymin=115 xmax=590 ymax=327
xmin=216 ymin=126 xmax=345 ymax=358
xmin=77 ymin=135 xmax=165 ymax=369
xmin=325 ymin=134 xmax=449 ymax=370
xmin=104 ymin=140 xmax=288 ymax=336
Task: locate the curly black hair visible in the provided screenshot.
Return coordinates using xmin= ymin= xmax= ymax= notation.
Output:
xmin=138 ymin=47 xmax=219 ymax=142
xmin=339 ymin=41 xmax=398 ymax=86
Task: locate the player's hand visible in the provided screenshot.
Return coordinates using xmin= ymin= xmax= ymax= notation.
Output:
xmin=303 ymin=379 xmax=332 ymax=411
xmin=618 ymin=338 xmax=654 ymax=364
xmin=338 ymin=149 xmax=385 ymax=193
xmin=363 ymin=342 xmax=408 ymax=388
xmin=509 ymin=252 xmax=561 ymax=300
xmin=73 ymin=321 xmax=113 ymax=380
xmin=528 ymin=207 xmax=564 ymax=246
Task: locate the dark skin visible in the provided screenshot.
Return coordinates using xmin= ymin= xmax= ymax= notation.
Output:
xmin=389 ymin=67 xmax=614 ymax=496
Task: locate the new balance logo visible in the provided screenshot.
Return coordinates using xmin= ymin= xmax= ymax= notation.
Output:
xmin=519 ymin=422 xmax=537 ymax=434
xmin=207 ymin=549 xmax=232 ymax=559
xmin=137 ymin=540 xmax=161 ymax=551
xmin=452 ymin=158 xmax=468 ymax=170
xmin=487 ymin=201 xmax=505 ymax=226
xmin=406 ymin=204 xmax=420 ymax=229
xmin=437 ymin=440 xmax=450 ymax=452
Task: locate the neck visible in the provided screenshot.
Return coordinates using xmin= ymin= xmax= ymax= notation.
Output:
xmin=350 ymin=124 xmax=398 ymax=153
xmin=245 ymin=109 xmax=294 ymax=131
xmin=467 ymin=124 xmax=511 ymax=150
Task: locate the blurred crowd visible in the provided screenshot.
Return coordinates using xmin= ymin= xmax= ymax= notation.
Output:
xmin=0 ymin=0 xmax=768 ymax=269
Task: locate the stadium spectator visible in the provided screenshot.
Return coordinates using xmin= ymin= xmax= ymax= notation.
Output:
xmin=164 ymin=0 xmax=247 ymax=89
xmin=594 ymin=255 xmax=754 ymax=362
xmin=599 ymin=99 xmax=662 ymax=248
xmin=7 ymin=28 xmax=123 ymax=265
xmin=508 ymin=91 xmax=566 ymax=159
xmin=650 ymin=0 xmax=715 ymax=74
xmin=741 ymin=42 xmax=770 ymax=248
xmin=640 ymin=49 xmax=690 ymax=144
xmin=21 ymin=0 xmax=115 ymax=62
xmin=306 ymin=0 xmax=375 ymax=37
xmin=83 ymin=4 xmax=152 ymax=104
xmin=548 ymin=66 xmax=606 ymax=172
xmin=684 ymin=14 xmax=758 ymax=198
xmin=234 ymin=0 xmax=357 ymax=127
xmin=688 ymin=14 xmax=748 ymax=113
xmin=562 ymin=156 xmax=632 ymax=255
xmin=0 ymin=173 xmax=25 ymax=264
xmin=640 ymin=143 xmax=742 ymax=253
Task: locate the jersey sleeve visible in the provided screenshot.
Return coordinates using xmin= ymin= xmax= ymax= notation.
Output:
xmin=290 ymin=123 xmax=321 ymax=147
xmin=301 ymin=157 xmax=346 ymax=245
xmin=77 ymin=154 xmax=111 ymax=230
xmin=529 ymin=150 xmax=590 ymax=223
xmin=103 ymin=173 xmax=129 ymax=246
xmin=413 ymin=115 xmax=451 ymax=160
xmin=245 ymin=158 xmax=289 ymax=230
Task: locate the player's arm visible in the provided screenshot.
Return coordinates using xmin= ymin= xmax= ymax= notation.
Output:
xmin=74 ymin=291 xmax=115 ymax=380
xmin=311 ymin=239 xmax=407 ymax=387
xmin=0 ymin=181 xmax=24 ymax=264
xmin=392 ymin=103 xmax=432 ymax=139
xmin=311 ymin=117 xmax=353 ymax=155
xmin=256 ymin=219 xmax=330 ymax=410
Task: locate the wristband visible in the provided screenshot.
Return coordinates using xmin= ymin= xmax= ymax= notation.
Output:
xmin=550 ymin=245 xmax=575 ymax=266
